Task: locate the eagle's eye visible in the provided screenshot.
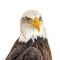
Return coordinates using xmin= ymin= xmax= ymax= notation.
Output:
xmin=39 ymin=16 xmax=42 ymax=21
xmin=25 ymin=16 xmax=32 ymax=21
xmin=22 ymin=16 xmax=32 ymax=23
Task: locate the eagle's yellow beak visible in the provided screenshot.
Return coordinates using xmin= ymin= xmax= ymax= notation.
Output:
xmin=29 ymin=17 xmax=40 ymax=32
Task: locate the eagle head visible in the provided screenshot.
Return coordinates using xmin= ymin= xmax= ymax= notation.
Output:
xmin=19 ymin=10 xmax=46 ymax=42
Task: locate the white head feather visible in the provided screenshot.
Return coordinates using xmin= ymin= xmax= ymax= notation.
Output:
xmin=19 ymin=10 xmax=47 ymax=42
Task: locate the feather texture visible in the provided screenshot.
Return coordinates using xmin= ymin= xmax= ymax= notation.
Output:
xmin=6 ymin=37 xmax=52 ymax=60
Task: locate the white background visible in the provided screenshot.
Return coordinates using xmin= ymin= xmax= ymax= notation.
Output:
xmin=0 ymin=0 xmax=60 ymax=60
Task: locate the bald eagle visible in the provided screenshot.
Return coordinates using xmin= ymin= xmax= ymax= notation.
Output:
xmin=6 ymin=10 xmax=52 ymax=60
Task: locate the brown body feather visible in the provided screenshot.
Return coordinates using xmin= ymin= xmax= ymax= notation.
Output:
xmin=6 ymin=37 xmax=52 ymax=60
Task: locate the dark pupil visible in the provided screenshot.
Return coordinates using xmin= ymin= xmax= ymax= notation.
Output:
xmin=39 ymin=16 xmax=42 ymax=21
xmin=39 ymin=17 xmax=41 ymax=19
